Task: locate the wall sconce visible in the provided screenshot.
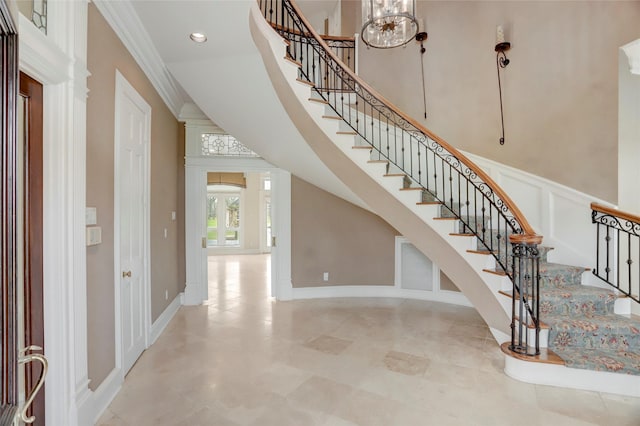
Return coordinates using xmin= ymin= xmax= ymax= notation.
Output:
xmin=495 ymin=25 xmax=510 ymax=145
xmin=416 ymin=29 xmax=428 ymax=119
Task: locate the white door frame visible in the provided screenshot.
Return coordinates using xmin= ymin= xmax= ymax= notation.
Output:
xmin=18 ymin=4 xmax=92 ymax=425
xmin=113 ymin=70 xmax=152 ymax=374
xmin=183 ymin=156 xmax=292 ymax=304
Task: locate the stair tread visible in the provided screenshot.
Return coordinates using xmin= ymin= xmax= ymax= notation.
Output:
xmin=544 ymin=312 xmax=640 ymax=329
xmin=539 ymin=262 xmax=590 ymax=274
xmin=551 ymin=346 xmax=640 ymax=375
xmin=501 ymin=342 xmax=565 ymax=366
xmin=384 ymin=173 xmax=406 ymax=177
xmin=367 ymin=160 xmax=388 ymax=164
xmin=284 ymin=55 xmax=302 ymax=67
xmin=322 ymin=115 xmax=342 ymax=120
xmin=467 ymin=249 xmax=493 ymax=255
xmin=296 ymin=78 xmax=314 ymax=87
xmin=308 ymin=98 xmax=329 ymax=104
xmin=483 ymin=268 xmax=507 ymax=276
xmin=399 ymin=187 xmax=422 ymax=191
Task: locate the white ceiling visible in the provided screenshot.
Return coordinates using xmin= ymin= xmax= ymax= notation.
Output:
xmin=122 ymin=0 xmax=367 ymax=208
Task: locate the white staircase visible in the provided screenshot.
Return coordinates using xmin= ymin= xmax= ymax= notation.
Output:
xmin=249 ymin=3 xmax=640 ymax=398
xmin=250 ymin=5 xmax=514 ymax=343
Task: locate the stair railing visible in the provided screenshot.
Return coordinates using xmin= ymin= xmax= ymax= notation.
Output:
xmin=592 ymin=203 xmax=640 ymax=304
xmin=257 ymin=0 xmax=542 ymax=355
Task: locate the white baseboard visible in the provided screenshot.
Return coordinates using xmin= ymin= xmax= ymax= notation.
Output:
xmin=88 ymin=368 xmax=123 ymax=426
xmin=504 ymin=354 xmax=640 ymax=398
xmin=86 ymin=292 xmax=183 ymax=424
xmin=292 ymin=285 xmax=472 ymax=307
xmin=149 ymin=292 xmax=183 ymax=345
xmin=75 ymin=380 xmax=94 ymax=426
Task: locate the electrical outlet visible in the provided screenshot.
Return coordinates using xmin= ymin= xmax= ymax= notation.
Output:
xmin=165 ymin=290 xmax=168 ymax=300
xmin=323 ymin=272 xmax=329 ymax=281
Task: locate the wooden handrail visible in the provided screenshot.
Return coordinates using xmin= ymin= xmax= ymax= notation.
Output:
xmin=591 ymin=202 xmax=640 ymax=225
xmin=287 ymin=0 xmax=538 ymax=238
xmin=269 ymin=22 xmax=355 ymax=43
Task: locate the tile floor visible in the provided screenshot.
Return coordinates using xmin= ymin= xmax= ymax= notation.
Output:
xmin=97 ymin=254 xmax=640 ymax=426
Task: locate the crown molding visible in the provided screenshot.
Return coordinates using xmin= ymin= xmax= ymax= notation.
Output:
xmin=621 ymin=39 xmax=640 ymax=75
xmin=93 ymin=0 xmax=185 ymax=117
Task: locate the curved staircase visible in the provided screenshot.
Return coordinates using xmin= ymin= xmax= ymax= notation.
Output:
xmin=249 ymin=0 xmax=640 ymax=397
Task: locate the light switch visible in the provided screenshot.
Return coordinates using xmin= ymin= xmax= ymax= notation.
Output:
xmin=86 ymin=207 xmax=97 ymax=225
xmin=171 ymin=211 xmax=176 ymax=221
xmin=86 ymin=226 xmax=102 ymax=246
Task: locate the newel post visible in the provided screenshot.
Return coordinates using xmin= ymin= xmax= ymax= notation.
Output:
xmin=509 ymin=233 xmax=543 ymax=356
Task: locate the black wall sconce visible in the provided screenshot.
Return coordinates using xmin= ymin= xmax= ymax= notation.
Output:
xmin=416 ymin=29 xmax=428 ymax=119
xmin=495 ymin=25 xmax=510 ymax=145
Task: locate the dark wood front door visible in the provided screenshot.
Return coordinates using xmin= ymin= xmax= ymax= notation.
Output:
xmin=20 ymin=71 xmax=45 ymax=425
xmin=0 ymin=0 xmax=19 ymax=423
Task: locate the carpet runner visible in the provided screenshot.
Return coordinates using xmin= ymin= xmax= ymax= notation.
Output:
xmin=436 ymin=202 xmax=640 ymax=375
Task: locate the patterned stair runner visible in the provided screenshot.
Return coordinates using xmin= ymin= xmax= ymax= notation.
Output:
xmin=540 ymin=263 xmax=640 ymax=374
xmin=433 ymin=201 xmax=640 ymax=375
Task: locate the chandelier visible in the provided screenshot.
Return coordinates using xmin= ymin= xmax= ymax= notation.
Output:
xmin=361 ymin=0 xmax=419 ymax=49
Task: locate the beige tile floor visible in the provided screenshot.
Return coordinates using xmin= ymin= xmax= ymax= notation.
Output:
xmin=97 ymin=254 xmax=640 ymax=426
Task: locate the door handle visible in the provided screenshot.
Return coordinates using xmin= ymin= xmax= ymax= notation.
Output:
xmin=16 ymin=346 xmax=48 ymax=424
xmin=202 ymin=237 xmax=207 ymax=249
xmin=122 ymin=270 xmax=132 ymax=278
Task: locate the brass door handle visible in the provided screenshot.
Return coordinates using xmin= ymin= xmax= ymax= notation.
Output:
xmin=122 ymin=270 xmax=132 ymax=278
xmin=17 ymin=346 xmax=48 ymax=424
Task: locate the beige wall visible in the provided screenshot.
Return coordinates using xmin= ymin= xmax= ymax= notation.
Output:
xmin=351 ymin=1 xmax=640 ymax=203
xmin=341 ymin=0 xmax=359 ymax=37
xmin=291 ymin=175 xmax=399 ymax=287
xmin=86 ymin=3 xmax=185 ymax=390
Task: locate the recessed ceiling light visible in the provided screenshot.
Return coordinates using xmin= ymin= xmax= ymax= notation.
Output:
xmin=190 ymin=32 xmax=207 ymax=43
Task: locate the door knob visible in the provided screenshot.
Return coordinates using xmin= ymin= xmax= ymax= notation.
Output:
xmin=122 ymin=270 xmax=132 ymax=278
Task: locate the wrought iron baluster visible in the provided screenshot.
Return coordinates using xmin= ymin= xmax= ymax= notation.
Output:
xmin=628 ymin=233 xmax=632 ymax=294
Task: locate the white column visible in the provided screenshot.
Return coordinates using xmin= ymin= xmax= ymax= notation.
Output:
xmin=184 ymin=164 xmax=208 ymax=305
xmin=271 ymin=170 xmax=292 ymax=300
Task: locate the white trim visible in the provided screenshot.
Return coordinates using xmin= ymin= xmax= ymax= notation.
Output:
xmin=18 ymin=14 xmax=71 ymax=84
xmin=92 ymin=0 xmax=184 ymax=117
xmin=184 ymin=164 xmax=208 ymax=305
xmin=19 ymin=1 xmax=91 ymax=424
xmin=271 ymin=169 xmax=293 ymax=300
xmin=183 ymin=119 xmax=292 ymax=305
xmin=504 ymin=354 xmax=640 ymax=398
xmin=114 ymin=70 xmax=152 ymax=374
xmin=621 ymin=39 xmax=640 ymax=75
xmin=83 ymin=369 xmax=122 ymax=426
xmin=394 ymin=236 xmax=471 ymax=304
xmin=149 ymin=292 xmax=183 ymax=345
xmin=292 ymin=285 xmax=472 ymax=307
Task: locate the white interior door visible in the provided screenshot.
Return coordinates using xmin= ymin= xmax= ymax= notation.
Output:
xmin=116 ymin=72 xmax=151 ymax=374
